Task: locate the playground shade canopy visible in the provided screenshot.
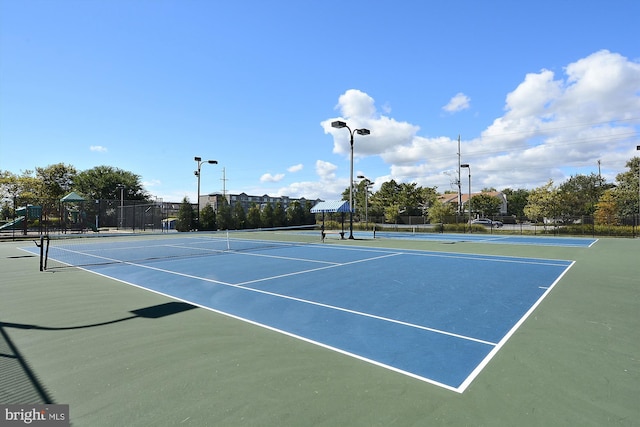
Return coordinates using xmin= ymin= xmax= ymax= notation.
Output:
xmin=310 ymin=200 xmax=351 ymax=213
xmin=60 ymin=191 xmax=86 ymax=203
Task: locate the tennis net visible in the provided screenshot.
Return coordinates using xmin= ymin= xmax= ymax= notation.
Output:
xmin=39 ymin=225 xmax=321 ymax=271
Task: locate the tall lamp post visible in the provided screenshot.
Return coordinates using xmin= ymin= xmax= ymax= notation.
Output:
xmin=460 ymin=164 xmax=471 ymax=233
xmin=357 ymin=175 xmax=374 ymax=226
xmin=637 ymin=145 xmax=640 ymax=232
xmin=116 ymin=184 xmax=125 ymax=230
xmin=331 ymin=120 xmax=370 ymax=239
xmin=194 ymin=156 xmax=218 ymax=230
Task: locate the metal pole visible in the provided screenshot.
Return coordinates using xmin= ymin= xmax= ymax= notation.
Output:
xmin=349 ymin=132 xmax=354 ymax=239
xmin=197 ymin=164 xmax=201 ymax=229
xmin=365 ymin=183 xmax=369 ymax=225
xmin=119 ymin=186 xmax=124 ymax=229
xmin=457 ymin=135 xmax=462 ymax=215
xmin=468 ymin=167 xmax=472 ymax=233
xmin=195 ymin=157 xmax=218 ymax=231
xmin=460 ymin=164 xmax=471 ymax=233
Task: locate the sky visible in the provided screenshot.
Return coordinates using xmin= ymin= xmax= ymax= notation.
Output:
xmin=1 ymin=0 xmax=639 ymax=203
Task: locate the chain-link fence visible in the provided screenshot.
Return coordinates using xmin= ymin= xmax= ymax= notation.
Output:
xmin=353 ymin=214 xmax=640 ymax=238
xmin=3 ymin=198 xmax=640 ymax=239
xmin=0 ymin=198 xmax=188 ymax=238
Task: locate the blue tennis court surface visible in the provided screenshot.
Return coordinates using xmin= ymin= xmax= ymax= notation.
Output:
xmin=336 ymin=230 xmax=598 ymax=247
xmin=35 ymin=236 xmax=575 ymax=392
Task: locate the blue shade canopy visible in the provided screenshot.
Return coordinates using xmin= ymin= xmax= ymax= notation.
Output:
xmin=310 ymin=200 xmax=351 ymax=213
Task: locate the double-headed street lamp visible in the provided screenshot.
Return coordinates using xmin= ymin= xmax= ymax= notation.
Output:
xmin=194 ymin=156 xmax=218 ymax=230
xmin=331 ymin=120 xmax=371 ymax=239
xmin=460 ymin=164 xmax=471 ymax=233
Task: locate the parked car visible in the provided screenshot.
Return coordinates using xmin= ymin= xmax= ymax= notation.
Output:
xmin=471 ymin=218 xmax=503 ymax=228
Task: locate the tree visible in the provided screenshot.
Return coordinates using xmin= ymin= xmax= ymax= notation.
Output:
xmin=612 ymin=157 xmax=640 ymax=218
xmin=594 ymin=189 xmax=619 ymax=225
xmin=246 ymin=203 xmax=262 ymax=229
xmin=36 ymin=163 xmax=77 ymax=222
xmin=370 ymin=180 xmax=401 ymax=216
xmin=0 ymin=170 xmax=40 ymax=216
xmin=470 ymin=193 xmax=503 ymax=218
xmin=36 ymin=163 xmax=77 ymax=201
xmin=503 ymin=188 xmax=530 ymax=218
xmin=175 ymin=197 xmax=195 ymax=232
xmin=397 ymin=182 xmax=426 ymax=216
xmin=384 ymin=203 xmax=401 ymax=224
xmin=558 ymin=173 xmax=607 ymax=216
xmin=427 ymin=199 xmax=455 ymax=224
xmin=74 ymin=165 xmax=149 ymax=202
xmin=303 ymin=200 xmax=316 ymax=225
xmin=524 ymin=180 xmax=558 ymax=224
xmin=199 ymin=203 xmax=217 ymax=231
xmin=273 ymin=202 xmax=286 ymax=227
xmin=286 ymin=200 xmax=305 ymax=226
xmin=261 ymin=203 xmax=274 ymax=228
xmin=420 ymin=187 xmax=439 ymax=215
xmin=217 ymin=198 xmax=233 ymax=230
xmin=232 ymin=202 xmax=247 ymax=229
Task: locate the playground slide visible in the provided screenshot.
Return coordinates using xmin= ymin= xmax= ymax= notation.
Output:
xmin=0 ymin=216 xmax=25 ymax=231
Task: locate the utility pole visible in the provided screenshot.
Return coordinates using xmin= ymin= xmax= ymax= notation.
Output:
xmin=221 ymin=168 xmax=228 ymax=198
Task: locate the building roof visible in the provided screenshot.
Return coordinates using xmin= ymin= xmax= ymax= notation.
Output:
xmin=438 ymin=191 xmax=506 ymax=204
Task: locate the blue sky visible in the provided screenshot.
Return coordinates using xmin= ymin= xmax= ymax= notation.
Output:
xmin=1 ymin=0 xmax=639 ymax=202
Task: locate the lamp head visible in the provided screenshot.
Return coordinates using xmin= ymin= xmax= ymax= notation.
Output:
xmin=208 ymin=160 xmax=218 ymax=164
xmin=460 ymin=163 xmax=470 ymax=168
xmin=331 ymin=120 xmax=347 ymax=129
xmin=194 ymin=156 xmax=202 ymax=162
xmin=356 ymin=128 xmax=370 ymax=136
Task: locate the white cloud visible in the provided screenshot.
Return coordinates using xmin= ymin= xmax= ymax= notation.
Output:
xmin=315 ymin=160 xmax=338 ymax=181
xmin=260 ymin=173 xmax=285 ymax=183
xmin=90 ymin=145 xmax=107 ymax=152
xmin=443 ymin=93 xmax=471 ymax=113
xmin=321 ymin=89 xmax=419 ymax=158
xmin=318 ymin=51 xmax=640 ymax=192
xmin=287 ymin=163 xmax=303 ymax=173
xmin=271 ymin=160 xmax=344 ymax=200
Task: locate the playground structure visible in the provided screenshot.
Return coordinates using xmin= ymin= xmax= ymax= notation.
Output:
xmin=2 ymin=191 xmax=173 ymax=238
xmin=0 ymin=205 xmax=42 ymax=234
xmin=0 ymin=192 xmax=89 ymax=236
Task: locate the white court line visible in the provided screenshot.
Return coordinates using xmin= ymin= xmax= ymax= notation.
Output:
xmin=396 ymin=250 xmax=572 ymax=267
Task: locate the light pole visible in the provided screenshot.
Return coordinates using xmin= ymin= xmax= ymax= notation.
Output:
xmin=331 ymin=120 xmax=370 ymax=239
xmin=194 ymin=156 xmax=218 ymax=230
xmin=637 ymin=145 xmax=640 ymax=231
xmin=461 ymin=164 xmax=471 ymax=233
xmin=357 ymin=175 xmax=374 ymax=227
xmin=116 ymin=184 xmax=125 ymax=230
